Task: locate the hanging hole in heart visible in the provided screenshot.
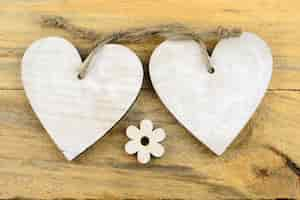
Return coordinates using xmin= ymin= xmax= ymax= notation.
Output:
xmin=140 ymin=136 xmax=150 ymax=146
xmin=208 ymin=67 xmax=215 ymax=74
xmin=77 ymin=73 xmax=83 ymax=80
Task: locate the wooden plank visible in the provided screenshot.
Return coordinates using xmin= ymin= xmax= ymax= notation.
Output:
xmin=0 ymin=89 xmax=299 ymax=199
xmin=0 ymin=0 xmax=300 ymax=90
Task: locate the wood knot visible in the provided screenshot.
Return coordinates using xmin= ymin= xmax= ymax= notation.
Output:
xmin=253 ymin=165 xmax=272 ymax=178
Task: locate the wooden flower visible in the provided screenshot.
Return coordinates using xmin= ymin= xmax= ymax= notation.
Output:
xmin=125 ymin=119 xmax=166 ymax=164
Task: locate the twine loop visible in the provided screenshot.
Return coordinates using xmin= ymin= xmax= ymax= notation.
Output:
xmin=77 ymin=24 xmax=242 ymax=79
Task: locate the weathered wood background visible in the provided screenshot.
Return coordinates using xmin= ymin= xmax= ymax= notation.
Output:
xmin=0 ymin=0 xmax=300 ymax=199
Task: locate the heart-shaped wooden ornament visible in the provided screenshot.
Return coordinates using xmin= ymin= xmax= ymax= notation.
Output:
xmin=149 ymin=32 xmax=272 ymax=155
xmin=22 ymin=37 xmax=143 ymax=160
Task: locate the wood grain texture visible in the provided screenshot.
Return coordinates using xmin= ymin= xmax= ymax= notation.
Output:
xmin=0 ymin=0 xmax=299 ymax=199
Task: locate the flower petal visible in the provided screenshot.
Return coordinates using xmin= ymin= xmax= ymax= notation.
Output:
xmin=140 ymin=119 xmax=153 ymax=133
xmin=150 ymin=142 xmax=165 ymax=158
xmin=152 ymin=128 xmax=166 ymax=142
xmin=125 ymin=140 xmax=140 ymax=155
xmin=126 ymin=125 xmax=140 ymax=140
xmin=137 ymin=149 xmax=151 ymax=164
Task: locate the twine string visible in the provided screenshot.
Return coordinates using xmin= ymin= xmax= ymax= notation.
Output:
xmin=77 ymin=25 xmax=242 ymax=79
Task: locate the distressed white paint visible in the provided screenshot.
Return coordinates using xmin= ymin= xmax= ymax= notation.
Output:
xmin=125 ymin=119 xmax=166 ymax=164
xmin=149 ymin=32 xmax=272 ymax=155
xmin=22 ymin=37 xmax=143 ymax=160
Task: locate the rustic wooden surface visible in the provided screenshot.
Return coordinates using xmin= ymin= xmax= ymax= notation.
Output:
xmin=0 ymin=0 xmax=300 ymax=199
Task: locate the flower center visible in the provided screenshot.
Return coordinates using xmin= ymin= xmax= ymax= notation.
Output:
xmin=140 ymin=136 xmax=150 ymax=146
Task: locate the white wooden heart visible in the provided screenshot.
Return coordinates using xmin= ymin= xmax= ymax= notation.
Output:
xmin=22 ymin=37 xmax=143 ymax=160
xmin=149 ymin=32 xmax=272 ymax=155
